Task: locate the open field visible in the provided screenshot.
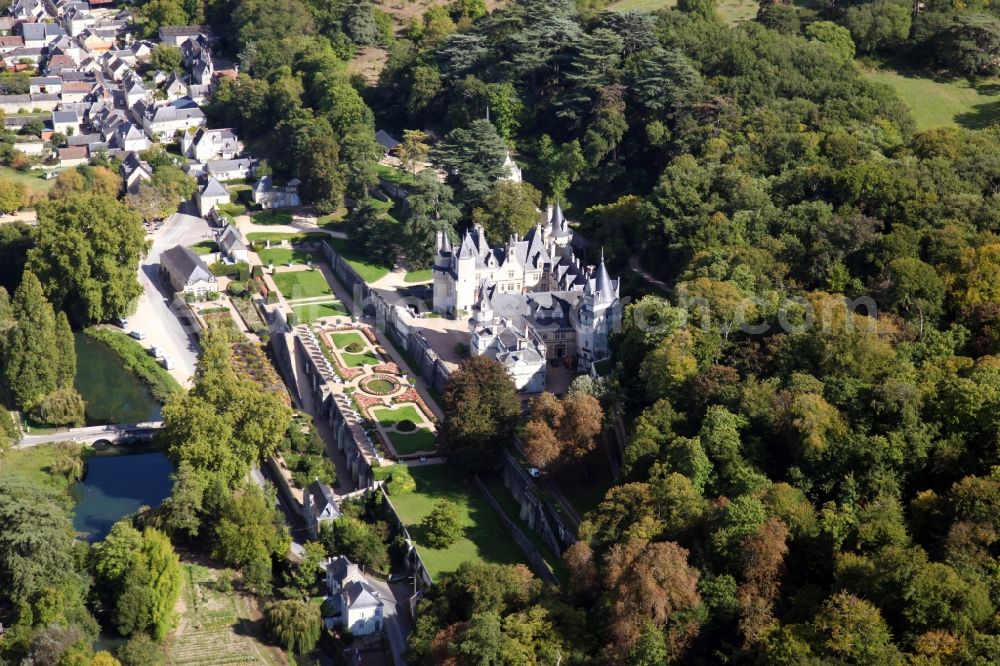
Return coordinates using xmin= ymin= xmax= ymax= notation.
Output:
xmin=389 ymin=464 xmax=526 ymax=578
xmin=168 ymin=562 xmax=286 ymax=666
xmin=271 ymin=270 xmax=333 ymax=300
xmin=862 ymin=67 xmax=1000 ymax=129
xmin=609 ymin=0 xmax=758 ymax=22
xmin=292 ymin=301 xmax=348 ymax=323
xmin=0 ymin=166 xmax=54 ymax=196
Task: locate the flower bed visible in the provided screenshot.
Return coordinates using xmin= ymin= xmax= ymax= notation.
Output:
xmin=354 ymin=392 xmax=383 ymax=411
xmin=373 ymin=362 xmax=400 ymax=374
xmin=362 ymin=327 xmax=378 ymax=344
xmin=360 ymin=375 xmax=397 ymax=396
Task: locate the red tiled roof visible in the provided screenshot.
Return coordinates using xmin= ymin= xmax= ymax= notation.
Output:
xmin=58 ymin=146 xmax=87 ymax=159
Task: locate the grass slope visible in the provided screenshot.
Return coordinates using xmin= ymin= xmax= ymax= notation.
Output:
xmin=0 ymin=442 xmax=86 ymax=496
xmin=292 ymin=301 xmax=348 ymax=323
xmin=325 ymin=237 xmax=390 ymax=283
xmin=84 ymin=328 xmax=182 ymax=403
xmin=389 ymin=464 xmax=526 ymax=578
xmin=862 ymin=67 xmax=1000 ymax=129
xmin=0 ymin=166 xmax=55 ymax=196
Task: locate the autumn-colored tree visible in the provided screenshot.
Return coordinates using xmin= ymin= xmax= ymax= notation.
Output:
xmin=562 ymin=540 xmax=597 ymax=602
xmin=737 ymin=516 xmax=789 ymax=646
xmin=603 ymin=538 xmax=702 ymax=662
xmin=579 ymin=483 xmax=661 ymax=552
xmin=523 ymin=391 xmax=603 ymax=469
xmin=811 ymin=592 xmax=901 ymax=663
xmin=560 ymin=392 xmax=604 ymax=460
xmin=523 ymin=420 xmax=561 ymax=469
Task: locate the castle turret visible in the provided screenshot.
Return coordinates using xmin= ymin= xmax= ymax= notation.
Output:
xmin=576 ymin=249 xmax=619 ymax=371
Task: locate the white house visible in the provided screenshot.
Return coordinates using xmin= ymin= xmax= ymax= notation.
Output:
xmin=51 ymin=109 xmax=79 ymax=135
xmin=216 ymin=223 xmax=249 ymax=264
xmin=205 ymin=157 xmax=254 ymax=182
xmin=159 ymin=244 xmax=217 ymax=296
xmin=181 ymin=127 xmax=241 ymax=163
xmin=141 ymin=102 xmax=205 ymax=142
xmin=196 ymin=176 xmax=229 ymax=217
xmin=302 ymin=480 xmax=340 ymax=539
xmin=323 ymin=556 xmax=385 ymax=637
xmin=252 ymin=176 xmax=300 ymax=209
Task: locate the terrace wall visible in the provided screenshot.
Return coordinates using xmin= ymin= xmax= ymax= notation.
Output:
xmin=474 ymin=476 xmax=559 ymax=585
xmin=372 ymin=292 xmax=451 ymax=392
xmin=500 ymin=449 xmax=578 ymax=556
xmin=376 ymin=485 xmax=434 ymax=590
xmin=294 ymin=330 xmax=378 ymax=489
xmin=319 ymin=239 xmax=369 ymax=302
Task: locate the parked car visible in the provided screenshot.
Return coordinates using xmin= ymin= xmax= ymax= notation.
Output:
xmin=115 ymin=317 xmax=128 ymax=328
xmin=129 ymin=329 xmax=146 ymax=340
xmin=149 ymin=345 xmax=163 ymax=358
xmin=161 ymin=355 xmax=175 ymax=370
xmin=528 ymin=468 xmax=541 ymax=478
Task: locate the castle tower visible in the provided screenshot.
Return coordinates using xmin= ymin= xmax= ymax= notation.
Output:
xmin=470 ymin=282 xmax=495 ymax=356
xmin=432 ymin=230 xmax=454 ymax=315
xmin=576 ymin=250 xmax=619 ymax=371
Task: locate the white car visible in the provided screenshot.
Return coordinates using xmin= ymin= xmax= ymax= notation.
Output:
xmin=161 ymin=355 xmax=175 ymax=370
xmin=149 ymin=345 xmax=163 ymax=358
xmin=129 ymin=329 xmax=147 ymax=340
xmin=528 ymin=468 xmax=541 ymax=478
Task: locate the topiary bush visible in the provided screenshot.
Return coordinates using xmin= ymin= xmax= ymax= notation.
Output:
xmin=396 ymin=419 xmax=416 ymax=432
xmin=345 ymin=342 xmax=363 ymax=353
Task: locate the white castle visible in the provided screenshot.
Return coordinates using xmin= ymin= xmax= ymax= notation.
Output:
xmin=432 ymin=204 xmax=621 ymax=391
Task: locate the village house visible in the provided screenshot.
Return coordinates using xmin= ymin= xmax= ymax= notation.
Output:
xmin=252 ymin=175 xmax=300 ymax=209
xmin=204 ymin=157 xmax=253 ymax=182
xmin=120 ymin=150 xmax=151 ymax=194
xmin=0 ymin=35 xmax=24 ymax=54
xmin=29 ymin=75 xmax=61 ymax=94
xmin=158 ymin=25 xmax=213 ymax=47
xmin=57 ymin=145 xmax=87 ymax=166
xmin=51 ymin=109 xmax=79 ymax=135
xmin=323 ymin=556 xmax=385 ymax=636
xmin=159 ymin=244 xmax=217 ymax=297
xmin=11 ymin=136 xmax=47 ymax=156
xmin=302 ymin=480 xmax=340 ymax=539
xmin=196 ymin=175 xmax=229 ymax=217
xmin=21 ymin=22 xmax=64 ymax=48
xmin=181 ymin=127 xmax=241 ymax=162
xmin=140 ymin=102 xmax=205 ymax=141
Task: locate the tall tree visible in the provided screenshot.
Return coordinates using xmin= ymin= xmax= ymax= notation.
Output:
xmin=439 ymin=356 xmax=520 ymax=473
xmin=265 ymin=600 xmax=322 ymax=655
xmin=28 ymin=194 xmax=145 ymax=325
xmin=430 ymin=119 xmax=509 ymax=209
xmin=471 ymin=180 xmax=543 ymax=244
xmin=5 ymin=271 xmax=59 ymax=410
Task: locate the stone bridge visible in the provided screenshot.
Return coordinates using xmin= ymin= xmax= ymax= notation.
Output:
xmin=17 ymin=421 xmax=164 ymax=449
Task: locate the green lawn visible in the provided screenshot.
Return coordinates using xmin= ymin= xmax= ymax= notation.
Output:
xmin=257 ymin=247 xmax=318 ymax=266
xmin=371 ymin=404 xmax=424 ymax=427
xmin=325 ymin=238 xmax=391 ymax=283
xmin=386 ymin=428 xmax=436 ymax=454
xmin=389 ymin=464 xmax=526 ymax=578
xmin=404 ymin=268 xmax=432 ymax=283
xmin=189 ymin=240 xmax=216 ymax=255
xmin=292 ymin=301 xmax=348 ymax=323
xmin=328 ymin=331 xmax=368 ymax=350
xmin=342 ymin=351 xmax=382 ymax=367
xmin=862 ymin=67 xmax=1000 ymax=130
xmin=0 ymin=442 xmax=86 ymax=497
xmin=0 ymin=166 xmax=54 ymax=196
xmin=271 ymin=270 xmax=333 ymax=300
xmin=247 ymin=231 xmax=327 ymax=243
xmin=251 ymin=210 xmax=294 ymax=226
xmin=318 ymin=209 xmax=348 ymax=228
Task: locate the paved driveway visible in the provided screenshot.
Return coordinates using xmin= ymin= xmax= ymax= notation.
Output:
xmin=131 ymin=206 xmax=212 ymax=386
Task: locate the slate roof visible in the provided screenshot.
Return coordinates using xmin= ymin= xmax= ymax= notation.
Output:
xmin=375 ymin=129 xmax=399 ymax=150
xmin=342 ymin=580 xmax=381 ymax=610
xmin=160 ymin=244 xmax=213 ymax=285
xmin=200 ymin=176 xmax=228 ymax=198
xmin=306 ymin=480 xmax=340 ymax=521
xmin=217 ymin=223 xmax=246 ymax=255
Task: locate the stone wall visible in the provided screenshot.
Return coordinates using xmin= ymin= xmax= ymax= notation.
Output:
xmin=500 ymin=449 xmax=578 ymax=556
xmin=474 ymin=477 xmax=559 ymax=585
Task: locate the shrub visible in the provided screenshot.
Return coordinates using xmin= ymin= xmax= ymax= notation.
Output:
xmin=228 ymin=281 xmax=246 ymax=297
xmin=30 ymin=387 xmax=85 ymax=427
xmin=345 ymin=342 xmax=363 ymax=353
xmin=422 ymin=499 xmax=463 ymax=548
xmin=396 ymin=419 xmax=416 ymax=432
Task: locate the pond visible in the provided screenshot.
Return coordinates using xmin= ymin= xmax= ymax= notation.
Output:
xmin=74 ymin=332 xmax=161 ymax=425
xmin=72 ymin=451 xmax=174 ymax=541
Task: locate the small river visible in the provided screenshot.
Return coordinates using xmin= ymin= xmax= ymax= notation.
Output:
xmin=71 ymin=331 xmax=171 ymax=541
xmin=72 ymin=451 xmax=174 ymax=541
xmin=74 ymin=331 xmax=161 ymax=425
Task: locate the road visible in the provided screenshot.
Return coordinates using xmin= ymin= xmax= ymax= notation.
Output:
xmin=365 ymin=576 xmax=412 ymax=666
xmin=132 ymin=204 xmax=211 ymax=386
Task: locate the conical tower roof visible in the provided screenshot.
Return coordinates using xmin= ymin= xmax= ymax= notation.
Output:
xmin=594 ymin=249 xmax=614 ymax=303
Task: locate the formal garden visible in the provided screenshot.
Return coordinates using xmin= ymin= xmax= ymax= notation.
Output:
xmin=313 ymin=324 xmax=438 ymax=458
